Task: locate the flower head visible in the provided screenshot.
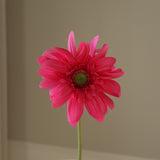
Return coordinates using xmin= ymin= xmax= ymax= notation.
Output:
xmin=37 ymin=31 xmax=124 ymax=126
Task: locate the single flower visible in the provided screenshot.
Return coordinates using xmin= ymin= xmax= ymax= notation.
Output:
xmin=37 ymin=31 xmax=124 ymax=126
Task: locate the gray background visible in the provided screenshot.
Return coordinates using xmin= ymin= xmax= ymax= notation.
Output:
xmin=7 ymin=0 xmax=160 ymax=159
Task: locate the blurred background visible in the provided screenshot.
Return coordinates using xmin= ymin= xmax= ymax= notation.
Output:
xmin=3 ymin=0 xmax=160 ymax=159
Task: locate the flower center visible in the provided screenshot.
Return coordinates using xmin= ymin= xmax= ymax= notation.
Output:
xmin=74 ymin=72 xmax=88 ymax=86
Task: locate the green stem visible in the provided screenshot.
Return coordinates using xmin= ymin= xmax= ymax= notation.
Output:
xmin=77 ymin=119 xmax=82 ymax=160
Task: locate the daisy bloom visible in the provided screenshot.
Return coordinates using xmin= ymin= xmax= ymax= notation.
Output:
xmin=37 ymin=31 xmax=124 ymax=126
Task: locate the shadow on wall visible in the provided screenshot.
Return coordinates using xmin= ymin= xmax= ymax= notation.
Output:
xmin=7 ymin=1 xmax=27 ymax=159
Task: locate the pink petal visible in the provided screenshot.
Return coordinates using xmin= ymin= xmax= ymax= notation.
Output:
xmin=96 ymin=57 xmax=116 ymax=72
xmin=37 ymin=56 xmax=66 ymax=73
xmin=42 ymin=48 xmax=74 ymax=65
xmin=50 ymin=82 xmax=73 ymax=108
xmin=89 ymin=35 xmax=99 ymax=57
xmin=100 ymin=93 xmax=114 ymax=110
xmin=37 ymin=57 xmax=47 ymax=66
xmin=76 ymin=41 xmax=88 ymax=62
xmin=96 ymin=44 xmax=109 ymax=57
xmin=42 ymin=49 xmax=56 ymax=58
xmin=85 ymin=93 xmax=107 ymax=122
xmin=103 ymin=79 xmax=121 ymax=97
xmin=68 ymin=31 xmax=77 ymax=56
xmin=102 ymin=68 xmax=124 ymax=79
xmin=54 ymin=47 xmax=75 ymax=62
xmin=39 ymin=79 xmax=58 ymax=89
xmin=67 ymin=91 xmax=84 ymax=126
xmin=43 ymin=49 xmax=67 ymax=63
xmin=38 ymin=68 xmax=61 ymax=80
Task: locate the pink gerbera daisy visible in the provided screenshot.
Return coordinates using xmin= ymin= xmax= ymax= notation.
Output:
xmin=37 ymin=31 xmax=124 ymax=126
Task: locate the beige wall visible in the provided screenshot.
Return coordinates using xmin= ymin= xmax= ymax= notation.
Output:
xmin=7 ymin=0 xmax=160 ymax=159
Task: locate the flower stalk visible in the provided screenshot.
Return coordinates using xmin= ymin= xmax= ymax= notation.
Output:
xmin=77 ymin=119 xmax=82 ymax=160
